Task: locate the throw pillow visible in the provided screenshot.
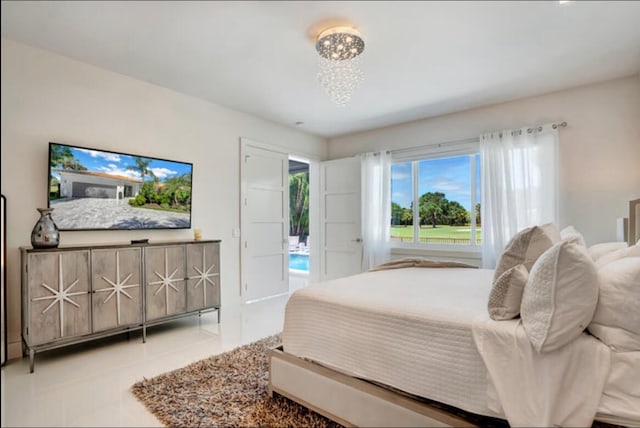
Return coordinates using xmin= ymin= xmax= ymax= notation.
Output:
xmin=588 ymin=257 xmax=640 ymax=352
xmin=560 ymin=225 xmax=587 ymax=247
xmin=588 ymin=242 xmax=628 ymax=262
xmin=493 ymin=223 xmax=560 ymax=281
xmin=487 ymin=264 xmax=529 ymax=320
xmin=521 ymin=241 xmax=599 ymax=353
xmin=595 ymin=244 xmax=640 ymax=268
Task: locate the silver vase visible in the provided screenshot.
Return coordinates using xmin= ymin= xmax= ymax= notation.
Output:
xmin=31 ymin=208 xmax=60 ymax=248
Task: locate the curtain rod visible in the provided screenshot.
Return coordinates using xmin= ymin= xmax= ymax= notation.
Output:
xmin=508 ymin=121 xmax=568 ymax=137
xmin=385 ymin=121 xmax=568 ymax=155
xmin=527 ymin=121 xmax=567 ymax=133
xmin=388 ymin=136 xmax=478 ymax=155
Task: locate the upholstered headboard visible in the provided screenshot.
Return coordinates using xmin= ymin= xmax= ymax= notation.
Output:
xmin=630 ymin=199 xmax=640 ymax=244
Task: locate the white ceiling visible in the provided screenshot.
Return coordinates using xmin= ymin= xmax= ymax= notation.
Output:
xmin=2 ymin=1 xmax=640 ymax=138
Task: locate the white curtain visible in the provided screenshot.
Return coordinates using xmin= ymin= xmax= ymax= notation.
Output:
xmin=481 ymin=124 xmax=559 ymax=268
xmin=361 ymin=151 xmax=391 ymax=270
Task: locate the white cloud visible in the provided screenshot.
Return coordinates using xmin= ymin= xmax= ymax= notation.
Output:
xmin=392 ymin=171 xmax=411 ymax=180
xmin=97 ymin=165 xmax=140 ymax=180
xmin=431 ymin=180 xmax=463 ymax=192
xmin=77 ymin=148 xmax=121 ymax=162
xmin=149 ymin=167 xmax=177 ymax=180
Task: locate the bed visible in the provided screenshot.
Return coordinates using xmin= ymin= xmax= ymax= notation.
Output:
xmin=269 ymin=248 xmax=640 ymax=426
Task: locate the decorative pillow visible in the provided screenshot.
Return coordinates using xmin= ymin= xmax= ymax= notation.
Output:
xmin=521 ymin=241 xmax=599 ymax=353
xmin=493 ymin=223 xmax=560 ymax=281
xmin=488 ymin=264 xmax=528 ymax=320
xmin=560 ymin=225 xmax=587 ymax=247
xmin=588 ymin=242 xmax=628 ymax=262
xmin=588 ymin=257 xmax=640 ymax=351
xmin=595 ymin=245 xmax=640 ymax=268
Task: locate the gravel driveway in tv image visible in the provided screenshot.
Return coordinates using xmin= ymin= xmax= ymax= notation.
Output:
xmin=51 ymin=198 xmax=190 ymax=229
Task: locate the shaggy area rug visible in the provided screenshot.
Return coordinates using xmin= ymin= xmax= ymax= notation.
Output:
xmin=131 ymin=334 xmax=340 ymax=427
xmin=132 ymin=334 xmax=621 ymax=428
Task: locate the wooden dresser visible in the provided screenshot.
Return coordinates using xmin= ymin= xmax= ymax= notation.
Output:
xmin=21 ymin=239 xmax=220 ymax=372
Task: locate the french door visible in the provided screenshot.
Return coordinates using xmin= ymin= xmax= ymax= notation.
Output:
xmin=240 ymin=140 xmax=289 ymax=302
xmin=319 ymin=157 xmax=363 ymax=280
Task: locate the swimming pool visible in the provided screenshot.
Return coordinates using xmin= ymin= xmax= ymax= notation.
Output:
xmin=289 ymin=253 xmax=309 ymax=271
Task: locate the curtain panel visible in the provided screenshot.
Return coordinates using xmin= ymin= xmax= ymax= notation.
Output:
xmin=361 ymin=151 xmax=391 ymax=270
xmin=481 ymin=124 xmax=559 ymax=268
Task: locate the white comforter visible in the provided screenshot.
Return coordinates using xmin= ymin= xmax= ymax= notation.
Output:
xmin=283 ymin=267 xmax=640 ymax=426
xmin=472 ymin=318 xmax=611 ymax=427
xmin=283 ymin=267 xmax=498 ymax=416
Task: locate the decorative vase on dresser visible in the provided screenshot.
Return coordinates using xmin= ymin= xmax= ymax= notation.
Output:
xmin=21 ymin=239 xmax=221 ymax=372
xmin=30 ymin=207 xmax=59 ymax=249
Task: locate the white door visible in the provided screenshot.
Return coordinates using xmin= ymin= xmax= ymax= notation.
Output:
xmin=241 ymin=142 xmax=289 ymax=302
xmin=320 ymin=157 xmax=362 ymax=280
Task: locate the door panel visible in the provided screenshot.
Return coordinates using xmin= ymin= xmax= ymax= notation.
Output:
xmin=247 ymin=254 xmax=287 ymax=297
xmin=248 ymin=223 xmax=286 ymax=255
xmin=28 ymin=251 xmax=91 ymax=345
xmin=91 ymin=248 xmax=142 ymax=332
xmin=247 ymin=188 xmax=285 ymax=220
xmin=325 ymin=223 xmax=362 ymax=250
xmin=241 ymin=141 xmax=289 ymax=301
xmin=325 ymin=162 xmax=361 ymax=191
xmin=326 ymin=194 xmax=359 ymax=222
xmin=144 ymin=245 xmax=186 ymax=321
xmin=186 ymin=242 xmax=220 ymax=311
xmin=320 ymin=157 xmax=362 ymax=281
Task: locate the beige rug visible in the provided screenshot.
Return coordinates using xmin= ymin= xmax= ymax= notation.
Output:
xmin=132 ymin=334 xmax=617 ymax=428
xmin=131 ymin=334 xmax=341 ymax=427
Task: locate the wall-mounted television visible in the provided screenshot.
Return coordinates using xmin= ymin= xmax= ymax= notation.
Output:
xmin=48 ymin=142 xmax=193 ymax=231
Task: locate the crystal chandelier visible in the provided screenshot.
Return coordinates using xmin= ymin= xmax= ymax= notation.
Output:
xmin=315 ymin=26 xmax=365 ymax=107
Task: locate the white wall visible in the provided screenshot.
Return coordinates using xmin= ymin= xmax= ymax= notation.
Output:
xmin=0 ymin=38 xmax=327 ymax=359
xmin=329 ymin=74 xmax=640 ymax=247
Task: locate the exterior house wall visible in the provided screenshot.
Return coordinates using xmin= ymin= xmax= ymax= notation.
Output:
xmin=56 ymin=171 xmax=142 ymax=199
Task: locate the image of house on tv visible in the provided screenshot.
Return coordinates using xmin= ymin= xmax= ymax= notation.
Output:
xmin=54 ymin=169 xmax=142 ymax=199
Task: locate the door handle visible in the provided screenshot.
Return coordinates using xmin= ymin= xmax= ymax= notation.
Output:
xmin=352 ymin=238 xmax=362 ymax=243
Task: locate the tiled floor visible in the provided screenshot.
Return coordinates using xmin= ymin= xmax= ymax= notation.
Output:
xmin=1 ymin=294 xmax=289 ymax=427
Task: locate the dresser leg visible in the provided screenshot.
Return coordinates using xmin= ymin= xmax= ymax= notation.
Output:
xmin=29 ymin=349 xmax=35 ymax=373
xmin=217 ymin=307 xmax=221 ymax=324
xmin=142 ymin=325 xmax=146 ymax=344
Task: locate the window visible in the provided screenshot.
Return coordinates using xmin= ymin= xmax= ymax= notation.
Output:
xmin=390 ymin=152 xmax=481 ymax=248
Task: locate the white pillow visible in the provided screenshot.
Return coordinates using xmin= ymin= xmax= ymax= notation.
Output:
xmin=488 ymin=264 xmax=529 ymax=320
xmin=521 ymin=241 xmax=599 ymax=352
xmin=588 ymin=242 xmax=628 ymax=262
xmin=595 ymin=245 xmax=640 ymax=268
xmin=560 ymin=225 xmax=587 ymax=247
xmin=588 ymin=257 xmax=640 ymax=351
xmin=493 ymin=223 xmax=560 ymax=281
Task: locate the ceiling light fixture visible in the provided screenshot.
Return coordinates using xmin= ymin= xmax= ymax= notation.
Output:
xmin=315 ymin=26 xmax=365 ymax=107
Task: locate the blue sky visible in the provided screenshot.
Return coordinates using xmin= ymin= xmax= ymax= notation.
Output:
xmin=53 ymin=145 xmax=192 ymax=182
xmin=391 ymin=154 xmax=481 ymax=211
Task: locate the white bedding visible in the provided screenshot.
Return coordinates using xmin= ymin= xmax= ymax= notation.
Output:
xmin=472 ymin=318 xmax=611 ymax=427
xmin=283 ymin=267 xmax=498 ymax=416
xmin=282 ymin=267 xmax=640 ymax=425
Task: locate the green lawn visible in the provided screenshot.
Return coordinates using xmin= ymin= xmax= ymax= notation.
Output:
xmin=391 ymin=225 xmax=481 ymax=244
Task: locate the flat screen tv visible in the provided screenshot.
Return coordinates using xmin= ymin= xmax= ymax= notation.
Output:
xmin=47 ymin=142 xmax=193 ymax=231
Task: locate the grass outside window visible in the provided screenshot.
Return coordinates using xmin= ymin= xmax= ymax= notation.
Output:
xmin=390 ymin=225 xmax=482 ymax=245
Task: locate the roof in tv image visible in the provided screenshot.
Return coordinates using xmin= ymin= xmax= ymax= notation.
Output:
xmin=48 ymin=143 xmax=192 ymax=230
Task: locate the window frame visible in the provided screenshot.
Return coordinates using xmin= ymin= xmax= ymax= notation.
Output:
xmin=390 ymin=139 xmax=481 ymax=253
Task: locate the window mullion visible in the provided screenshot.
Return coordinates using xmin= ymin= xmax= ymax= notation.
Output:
xmin=413 ymin=160 xmax=420 ymax=245
xmin=470 ymin=154 xmax=477 ymax=246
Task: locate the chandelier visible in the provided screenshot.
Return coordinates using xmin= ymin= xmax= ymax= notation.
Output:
xmin=315 ymin=26 xmax=365 ymax=107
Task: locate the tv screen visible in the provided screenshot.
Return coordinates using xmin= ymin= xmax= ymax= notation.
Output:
xmin=48 ymin=142 xmax=193 ymax=231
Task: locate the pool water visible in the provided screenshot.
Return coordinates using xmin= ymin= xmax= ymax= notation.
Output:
xmin=289 ymin=253 xmax=309 ymax=271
